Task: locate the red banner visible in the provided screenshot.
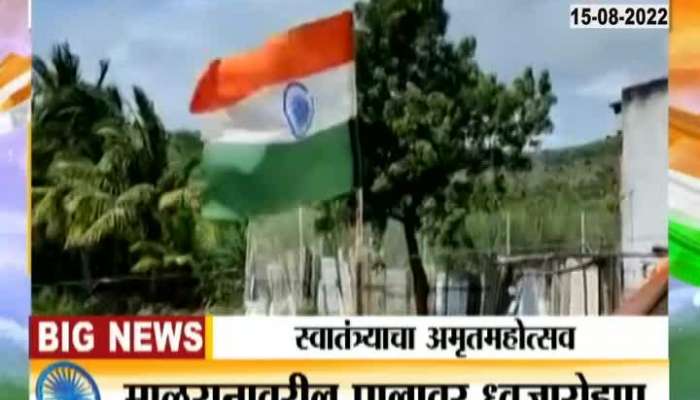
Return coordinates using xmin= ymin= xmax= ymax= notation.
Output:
xmin=30 ymin=316 xmax=206 ymax=359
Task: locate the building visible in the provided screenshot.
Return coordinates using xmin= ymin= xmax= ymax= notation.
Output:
xmin=612 ymin=78 xmax=668 ymax=294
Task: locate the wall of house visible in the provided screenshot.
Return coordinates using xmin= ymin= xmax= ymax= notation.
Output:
xmin=619 ymin=79 xmax=668 ymax=293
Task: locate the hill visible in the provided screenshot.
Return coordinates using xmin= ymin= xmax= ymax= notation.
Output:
xmin=535 ymin=134 xmax=621 ymax=166
xmin=472 ymin=134 xmax=622 ymax=254
xmin=248 ymin=135 xmax=623 ymax=261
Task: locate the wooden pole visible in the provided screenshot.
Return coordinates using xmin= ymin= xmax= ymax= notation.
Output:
xmin=506 ymin=212 xmax=511 ymax=255
xmin=580 ymin=211 xmax=586 ymax=253
xmin=244 ymin=223 xmax=254 ymax=301
xmin=355 ymin=188 xmax=364 ymax=253
xmin=354 ymin=188 xmax=364 ymax=315
xmin=298 ymin=207 xmax=304 ymax=269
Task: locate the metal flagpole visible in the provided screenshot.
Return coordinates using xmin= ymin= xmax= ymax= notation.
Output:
xmin=353 ymin=187 xmax=364 ymax=315
xmin=349 ymin=13 xmax=364 ymax=314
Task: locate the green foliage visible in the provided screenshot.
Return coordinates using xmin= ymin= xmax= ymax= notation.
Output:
xmin=319 ymin=0 xmax=556 ymax=312
xmin=355 ymin=0 xmax=555 ymax=233
xmin=31 ymin=43 xmax=247 ymax=313
xmin=195 ymin=248 xmax=247 ymax=312
xmin=32 ymin=288 xmax=89 ymax=315
xmin=443 ymin=136 xmax=622 ymax=254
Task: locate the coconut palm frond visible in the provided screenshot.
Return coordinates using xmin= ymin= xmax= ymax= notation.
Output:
xmin=97 ymin=145 xmax=133 ymax=179
xmin=32 ymin=56 xmax=55 ymax=90
xmin=131 ymin=255 xmax=162 ymax=273
xmin=159 ymin=187 xmax=199 ymax=212
xmin=193 ymin=219 xmax=226 ymax=251
xmin=163 ymin=253 xmax=194 ymax=268
xmin=133 ymin=86 xmax=164 ymax=135
xmin=117 ymin=183 xmax=156 ymax=207
xmin=64 ymin=219 xmax=93 ymax=249
xmin=194 ymin=219 xmax=247 ymax=252
xmin=46 ymin=157 xmax=100 ymax=187
xmin=129 ymin=240 xmax=168 ymax=256
xmin=104 ymin=85 xmax=123 ymax=113
xmin=31 ymin=186 xmax=53 ymax=204
xmin=71 ymin=206 xmax=141 ymax=248
xmin=93 ymin=119 xmax=129 ymax=143
xmin=63 ymin=188 xmax=114 ymax=222
xmin=96 ymin=59 xmax=109 ymax=88
xmin=33 ymin=185 xmax=69 ymax=226
xmin=51 ymin=42 xmax=81 ymax=88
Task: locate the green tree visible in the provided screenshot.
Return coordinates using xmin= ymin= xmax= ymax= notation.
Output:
xmin=32 ymin=44 xmax=173 ymax=286
xmin=353 ymin=0 xmax=556 ymax=314
xmin=32 ymin=43 xmax=133 ymax=287
xmin=31 ymin=44 xmax=247 ymax=311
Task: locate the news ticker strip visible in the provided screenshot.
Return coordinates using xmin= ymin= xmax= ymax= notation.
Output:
xmin=31 ymin=358 xmax=665 ymax=400
xmin=30 ymin=316 xmax=667 ymax=360
xmin=570 ymin=4 xmax=669 ymax=29
xmin=118 ymin=371 xmax=645 ymax=400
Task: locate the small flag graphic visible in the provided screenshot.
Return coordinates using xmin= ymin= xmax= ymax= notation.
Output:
xmin=0 ymin=53 xmax=31 ymax=134
xmin=669 ymin=107 xmax=700 ymax=285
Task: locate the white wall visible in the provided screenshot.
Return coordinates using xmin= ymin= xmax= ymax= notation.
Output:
xmin=619 ymin=80 xmax=668 ymax=292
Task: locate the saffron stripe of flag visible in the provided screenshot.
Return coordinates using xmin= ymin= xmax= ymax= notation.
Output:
xmin=190 ymin=11 xmax=354 ymax=114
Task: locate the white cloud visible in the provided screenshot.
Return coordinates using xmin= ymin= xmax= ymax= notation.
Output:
xmin=0 ymin=103 xmax=29 ymax=136
xmin=0 ymin=112 xmax=12 ymax=135
xmin=0 ymin=211 xmax=25 ymax=235
xmin=0 ymin=317 xmax=27 ymax=353
xmin=575 ymin=70 xmax=635 ymax=100
xmin=0 ymin=239 xmax=25 ymax=272
xmin=5 ymin=146 xmax=27 ymax=171
xmin=0 ymin=251 xmax=24 ymax=271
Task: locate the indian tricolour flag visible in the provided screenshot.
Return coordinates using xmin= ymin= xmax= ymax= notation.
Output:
xmin=0 ymin=53 xmax=31 ymax=134
xmin=669 ymin=107 xmax=700 ymax=286
xmin=190 ymin=11 xmax=357 ymax=219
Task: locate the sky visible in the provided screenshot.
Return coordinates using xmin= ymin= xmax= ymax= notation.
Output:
xmin=0 ymin=0 xmax=29 ymax=358
xmin=0 ymin=0 xmax=29 ymax=56
xmin=33 ymin=0 xmax=668 ymax=149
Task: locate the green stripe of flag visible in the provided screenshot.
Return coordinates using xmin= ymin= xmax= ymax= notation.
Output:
xmin=670 ymin=216 xmax=700 ymax=286
xmin=201 ymin=122 xmax=353 ymax=219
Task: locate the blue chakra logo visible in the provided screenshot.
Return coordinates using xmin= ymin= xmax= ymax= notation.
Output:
xmin=36 ymin=361 xmax=101 ymax=400
xmin=283 ymin=82 xmax=315 ymax=139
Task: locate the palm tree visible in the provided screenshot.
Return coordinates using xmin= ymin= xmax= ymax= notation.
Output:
xmin=32 ymin=44 xmax=189 ymax=289
xmin=32 ymin=43 xmax=248 ymax=311
xmin=32 ymin=43 xmax=127 ymax=287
